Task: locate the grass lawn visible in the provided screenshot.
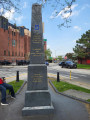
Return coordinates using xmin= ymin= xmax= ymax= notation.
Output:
xmin=51 ymin=79 xmax=90 ymax=93
xmin=87 ymin=99 xmax=90 ymax=102
xmin=77 ymin=64 xmax=90 ymax=69
xmin=7 ymin=80 xmax=24 ymax=93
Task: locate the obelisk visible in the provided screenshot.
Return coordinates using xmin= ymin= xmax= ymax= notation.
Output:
xmin=22 ymin=3 xmax=54 ymax=116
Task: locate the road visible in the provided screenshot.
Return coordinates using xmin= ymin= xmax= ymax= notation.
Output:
xmin=48 ymin=63 xmax=90 ymax=85
xmin=0 ymin=64 xmax=90 ymax=120
xmin=0 ymin=63 xmax=90 ymax=87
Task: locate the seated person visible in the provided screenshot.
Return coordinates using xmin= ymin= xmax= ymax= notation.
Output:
xmin=0 ymin=77 xmax=15 ymax=105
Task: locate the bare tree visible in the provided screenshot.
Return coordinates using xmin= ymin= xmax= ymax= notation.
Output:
xmin=37 ymin=0 xmax=76 ymax=28
xmin=0 ymin=0 xmax=20 ymax=14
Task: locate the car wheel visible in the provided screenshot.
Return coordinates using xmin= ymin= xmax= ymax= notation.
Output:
xmin=68 ymin=66 xmax=71 ymax=69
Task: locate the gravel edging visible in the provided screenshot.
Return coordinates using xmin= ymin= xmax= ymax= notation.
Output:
xmin=49 ymin=79 xmax=90 ymax=104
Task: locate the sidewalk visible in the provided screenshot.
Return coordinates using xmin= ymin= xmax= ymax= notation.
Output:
xmin=0 ymin=83 xmax=89 ymax=120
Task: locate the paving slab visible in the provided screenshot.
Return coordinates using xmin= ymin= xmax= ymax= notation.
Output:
xmin=63 ymin=89 xmax=90 ymax=100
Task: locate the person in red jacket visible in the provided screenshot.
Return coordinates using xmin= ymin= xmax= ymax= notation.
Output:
xmin=0 ymin=77 xmax=15 ymax=105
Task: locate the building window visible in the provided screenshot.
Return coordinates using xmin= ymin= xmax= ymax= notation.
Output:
xmin=4 ymin=50 xmax=6 ymax=55
xmin=12 ymin=40 xmax=16 ymax=46
xmin=12 ymin=31 xmax=13 ymax=36
xmin=14 ymin=32 xmax=15 ymax=36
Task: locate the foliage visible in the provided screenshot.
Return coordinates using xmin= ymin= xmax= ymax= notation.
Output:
xmin=45 ymin=48 xmax=52 ymax=60
xmin=73 ymin=30 xmax=90 ymax=59
xmin=51 ymin=80 xmax=90 ymax=93
xmin=65 ymin=53 xmax=73 ymax=59
xmin=0 ymin=0 xmax=20 ymax=15
xmin=57 ymin=55 xmax=63 ymax=61
xmin=87 ymin=99 xmax=90 ymax=102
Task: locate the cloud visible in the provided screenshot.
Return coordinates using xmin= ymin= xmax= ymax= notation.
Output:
xmin=50 ymin=4 xmax=78 ymax=19
xmin=3 ymin=8 xmax=23 ymax=25
xmin=3 ymin=8 xmax=15 ymax=20
xmin=23 ymin=2 xmax=27 ymax=8
xmin=81 ymin=4 xmax=90 ymax=10
xmin=73 ymin=39 xmax=77 ymax=43
xmin=73 ymin=26 xmax=82 ymax=31
xmin=15 ymin=16 xmax=23 ymax=24
xmin=0 ymin=8 xmax=3 ymax=14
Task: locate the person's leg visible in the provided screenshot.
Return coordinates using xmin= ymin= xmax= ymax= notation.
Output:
xmin=2 ymin=83 xmax=15 ymax=97
xmin=0 ymin=85 xmax=7 ymax=103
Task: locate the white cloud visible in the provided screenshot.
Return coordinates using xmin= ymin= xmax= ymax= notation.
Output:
xmin=15 ymin=16 xmax=23 ymax=24
xmin=0 ymin=8 xmax=4 ymax=14
xmin=50 ymin=4 xmax=78 ymax=19
xmin=73 ymin=26 xmax=82 ymax=31
xmin=4 ymin=8 xmax=15 ymax=20
xmin=23 ymin=2 xmax=27 ymax=8
xmin=73 ymin=39 xmax=77 ymax=43
xmin=3 ymin=8 xmax=23 ymax=25
xmin=81 ymin=4 xmax=90 ymax=10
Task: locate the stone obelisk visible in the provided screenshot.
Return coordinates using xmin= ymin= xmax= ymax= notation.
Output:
xmin=22 ymin=3 xmax=54 ymax=116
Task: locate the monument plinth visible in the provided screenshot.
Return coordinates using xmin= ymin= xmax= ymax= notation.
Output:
xmin=22 ymin=3 xmax=54 ymax=116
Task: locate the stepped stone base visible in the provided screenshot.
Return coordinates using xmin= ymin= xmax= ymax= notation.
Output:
xmin=22 ymin=105 xmax=54 ymax=116
xmin=22 ymin=90 xmax=54 ymax=116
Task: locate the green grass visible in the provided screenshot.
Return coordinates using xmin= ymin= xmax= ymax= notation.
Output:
xmin=7 ymin=80 xmax=24 ymax=93
xmin=52 ymin=80 xmax=90 ymax=93
xmin=87 ymin=99 xmax=90 ymax=102
xmin=77 ymin=64 xmax=90 ymax=69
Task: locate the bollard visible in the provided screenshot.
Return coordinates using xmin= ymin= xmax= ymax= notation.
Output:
xmin=57 ymin=72 xmax=60 ymax=82
xmin=70 ymin=70 xmax=71 ymax=80
xmin=16 ymin=71 xmax=19 ymax=82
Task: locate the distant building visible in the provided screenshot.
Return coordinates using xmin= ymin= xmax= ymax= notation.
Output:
xmin=0 ymin=16 xmax=47 ymax=62
xmin=0 ymin=16 xmax=30 ymax=62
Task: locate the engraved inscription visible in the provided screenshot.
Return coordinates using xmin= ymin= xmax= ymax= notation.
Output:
xmin=32 ymin=34 xmax=42 ymax=44
xmin=31 ymin=74 xmax=43 ymax=82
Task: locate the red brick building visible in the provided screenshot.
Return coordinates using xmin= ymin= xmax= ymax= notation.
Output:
xmin=0 ymin=16 xmax=47 ymax=62
xmin=0 ymin=16 xmax=30 ymax=62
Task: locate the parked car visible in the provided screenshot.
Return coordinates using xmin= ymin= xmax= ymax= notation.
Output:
xmin=58 ymin=61 xmax=65 ymax=66
xmin=0 ymin=60 xmax=2 ymax=65
xmin=16 ymin=60 xmax=30 ymax=65
xmin=45 ymin=61 xmax=49 ymax=66
xmin=1 ymin=60 xmax=12 ymax=65
xmin=61 ymin=61 xmax=77 ymax=69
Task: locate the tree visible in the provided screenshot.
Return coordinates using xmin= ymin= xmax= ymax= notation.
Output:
xmin=0 ymin=0 xmax=76 ymax=28
xmin=0 ymin=0 xmax=20 ymax=14
xmin=45 ymin=48 xmax=52 ymax=60
xmin=65 ymin=53 xmax=73 ymax=59
xmin=38 ymin=0 xmax=76 ymax=28
xmin=57 ymin=56 xmax=62 ymax=61
xmin=73 ymin=30 xmax=90 ymax=59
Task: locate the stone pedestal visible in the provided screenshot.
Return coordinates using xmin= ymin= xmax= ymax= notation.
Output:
xmin=22 ymin=90 xmax=54 ymax=116
xmin=22 ymin=3 xmax=54 ymax=116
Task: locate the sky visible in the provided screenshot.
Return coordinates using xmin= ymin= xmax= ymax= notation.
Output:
xmin=1 ymin=0 xmax=90 ymax=57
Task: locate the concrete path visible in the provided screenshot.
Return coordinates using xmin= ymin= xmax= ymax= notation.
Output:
xmin=0 ymin=84 xmax=89 ymax=120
